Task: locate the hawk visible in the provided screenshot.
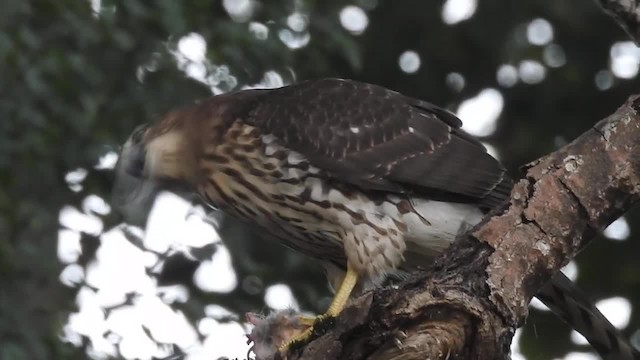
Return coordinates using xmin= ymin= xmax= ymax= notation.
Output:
xmin=114 ymin=78 xmax=638 ymax=358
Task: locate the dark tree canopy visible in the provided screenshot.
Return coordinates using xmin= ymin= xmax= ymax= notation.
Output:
xmin=1 ymin=1 xmax=639 ymax=359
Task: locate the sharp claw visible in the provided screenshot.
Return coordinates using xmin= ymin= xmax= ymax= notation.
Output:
xmin=297 ymin=315 xmax=318 ymax=326
xmin=278 ymin=326 xmax=315 ymax=353
xmin=277 ymin=314 xmax=335 ymax=353
xmin=279 ymin=264 xmax=357 ymax=353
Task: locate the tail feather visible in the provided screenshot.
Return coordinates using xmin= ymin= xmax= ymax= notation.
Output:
xmin=536 ymin=273 xmax=639 ymax=360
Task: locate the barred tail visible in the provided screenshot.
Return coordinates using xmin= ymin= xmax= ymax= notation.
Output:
xmin=536 ymin=273 xmax=639 ymax=360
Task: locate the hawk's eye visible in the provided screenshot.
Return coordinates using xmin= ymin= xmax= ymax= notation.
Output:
xmin=130 ymin=124 xmax=148 ymax=145
xmin=121 ymin=124 xmax=149 ymax=178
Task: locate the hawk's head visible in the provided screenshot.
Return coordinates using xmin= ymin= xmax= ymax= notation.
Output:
xmin=113 ymin=110 xmax=204 ymax=224
xmin=118 ymin=114 xmax=202 ymax=184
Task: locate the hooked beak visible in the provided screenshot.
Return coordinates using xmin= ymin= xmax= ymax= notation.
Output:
xmin=119 ymin=124 xmax=148 ymax=178
xmin=112 ymin=124 xmax=156 ymax=226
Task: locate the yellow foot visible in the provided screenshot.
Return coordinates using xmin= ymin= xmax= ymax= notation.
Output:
xmin=297 ymin=314 xmax=319 ymax=326
xmin=277 ymin=314 xmax=333 ymax=352
xmin=278 ymin=263 xmax=359 ymax=353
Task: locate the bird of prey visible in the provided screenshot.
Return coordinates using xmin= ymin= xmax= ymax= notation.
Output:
xmin=114 ymin=78 xmax=638 ymax=359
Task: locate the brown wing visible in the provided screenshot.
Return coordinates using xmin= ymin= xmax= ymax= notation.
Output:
xmin=237 ymin=78 xmax=512 ymax=209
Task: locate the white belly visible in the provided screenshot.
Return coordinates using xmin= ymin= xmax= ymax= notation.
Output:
xmin=294 ymin=176 xmax=484 ymax=278
xmin=386 ymin=198 xmax=483 ymax=265
xmin=321 ymin=195 xmax=484 ymax=292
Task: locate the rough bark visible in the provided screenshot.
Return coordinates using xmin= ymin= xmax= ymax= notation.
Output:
xmin=278 ymin=96 xmax=640 ymax=360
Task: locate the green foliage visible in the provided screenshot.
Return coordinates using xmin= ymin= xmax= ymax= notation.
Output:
xmin=0 ymin=0 xmax=639 ymax=359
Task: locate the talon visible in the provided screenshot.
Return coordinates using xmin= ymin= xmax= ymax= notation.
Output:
xmin=279 ymin=264 xmax=359 ymax=353
xmin=278 ymin=326 xmax=315 ymax=352
xmin=297 ymin=315 xmax=318 ymax=326
xmin=277 ymin=314 xmax=335 ymax=352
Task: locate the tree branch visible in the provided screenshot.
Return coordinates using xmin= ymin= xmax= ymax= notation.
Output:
xmin=598 ymin=0 xmax=640 ymax=44
xmin=277 ymin=95 xmax=640 ymax=360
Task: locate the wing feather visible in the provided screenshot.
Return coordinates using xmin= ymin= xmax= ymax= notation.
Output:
xmin=237 ymin=78 xmax=512 ymax=208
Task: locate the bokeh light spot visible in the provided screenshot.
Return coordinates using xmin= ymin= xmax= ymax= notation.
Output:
xmin=442 ymin=0 xmax=477 ymax=25
xmin=178 ymin=33 xmax=207 ymax=63
xmin=543 ymin=43 xmax=566 ymax=68
xmin=496 ymin=64 xmax=518 ymax=87
xmin=610 ymin=41 xmax=640 ymax=79
xmin=596 ymin=297 xmax=632 ymax=329
xmin=398 ymin=50 xmax=421 ymax=73
xmin=527 ymin=18 xmax=554 ymax=45
xmin=194 ymin=246 xmax=238 ymax=293
xmin=571 ymin=330 xmax=589 ymax=345
xmin=60 ymin=264 xmax=85 ymax=287
xmin=249 ymin=22 xmax=269 ymax=40
xmin=278 ymin=29 xmax=310 ymax=49
xmin=519 ymin=60 xmax=547 ymax=84
xmin=265 ymin=284 xmax=299 ymax=310
xmin=59 ymin=206 xmax=103 ymax=236
xmin=458 ymin=88 xmax=503 ymax=137
xmin=287 ymin=12 xmax=308 ymax=32
xmin=446 ymin=72 xmax=465 ymax=92
xmin=223 ymin=0 xmax=255 ymax=22
xmin=561 ymin=260 xmax=579 ymax=281
xmin=595 ymin=70 xmax=614 ymax=90
xmin=58 ymin=229 xmax=82 ymax=263
xmin=564 ymin=350 xmax=600 ymax=360
xmin=603 ymin=216 xmax=630 ymax=241
xmin=340 ymin=6 xmax=369 ymax=34
xmin=95 ymin=151 xmax=118 ymax=170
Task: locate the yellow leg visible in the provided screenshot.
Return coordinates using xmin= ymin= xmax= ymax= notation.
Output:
xmin=326 ymin=263 xmax=358 ymax=316
xmin=278 ymin=263 xmax=359 ymax=351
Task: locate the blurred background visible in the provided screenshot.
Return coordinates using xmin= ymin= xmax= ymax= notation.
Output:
xmin=1 ymin=0 xmax=640 ymax=359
